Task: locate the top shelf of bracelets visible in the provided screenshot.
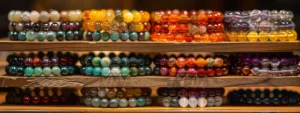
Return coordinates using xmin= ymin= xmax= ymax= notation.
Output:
xmin=2 ymin=9 xmax=299 ymax=52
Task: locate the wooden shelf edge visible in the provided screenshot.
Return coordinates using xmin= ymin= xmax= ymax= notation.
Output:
xmin=0 ymin=39 xmax=299 ymax=52
xmin=0 ymin=106 xmax=300 ymax=113
xmin=1 ymin=75 xmax=300 ymax=88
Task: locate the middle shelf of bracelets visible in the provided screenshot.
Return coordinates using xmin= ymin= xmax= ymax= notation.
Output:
xmin=2 ymin=8 xmax=300 ymax=112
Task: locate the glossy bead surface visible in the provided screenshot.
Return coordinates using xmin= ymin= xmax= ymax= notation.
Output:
xmin=50 ymin=10 xmax=60 ymax=22
xmin=128 ymin=98 xmax=137 ymax=107
xmin=179 ymin=97 xmax=189 ymax=108
xmin=30 ymin=11 xmax=40 ymax=22
xmin=43 ymin=67 xmax=51 ymax=76
xmin=198 ymin=97 xmax=207 ymax=108
xmin=121 ymin=67 xmax=130 ymax=77
xmin=109 ymin=98 xmax=119 ymax=108
xmin=34 ymin=67 xmax=43 ymax=77
xmin=91 ymin=97 xmax=101 ymax=107
xmin=102 ymin=67 xmax=111 ymax=77
xmin=51 ymin=66 xmax=61 ymax=76
xmin=26 ymin=30 xmax=36 ymax=41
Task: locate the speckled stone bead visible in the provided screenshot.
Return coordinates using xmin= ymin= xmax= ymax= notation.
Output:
xmin=101 ymin=31 xmax=110 ymax=41
xmin=50 ymin=10 xmax=60 ymax=22
xmin=56 ymin=30 xmax=65 ymax=41
xmin=119 ymin=98 xmax=128 ymax=107
xmin=120 ymin=32 xmax=129 ymax=41
xmin=98 ymin=88 xmax=106 ymax=98
xmin=179 ymin=97 xmax=189 ymax=108
xmin=30 ymin=11 xmax=40 ymax=22
xmin=21 ymin=11 xmax=30 ymax=22
xmin=43 ymin=67 xmax=51 ymax=77
xmin=8 ymin=65 xmax=17 ymax=75
xmin=102 ymin=67 xmax=111 ymax=77
xmin=111 ymin=67 xmax=120 ymax=77
xmin=100 ymin=98 xmax=109 ymax=108
xmin=130 ymin=67 xmax=138 ymax=77
xmin=170 ymin=97 xmax=179 ymax=107
xmin=92 ymin=57 xmax=101 ymax=66
xmin=138 ymin=66 xmax=146 ymax=76
xmin=46 ymin=31 xmax=56 ymax=41
xmin=85 ymin=66 xmax=93 ymax=76
xmin=109 ymin=98 xmax=119 ymax=108
xmin=129 ymin=32 xmax=138 ymax=41
xmin=34 ymin=67 xmax=43 ymax=77
xmin=92 ymin=31 xmax=101 ymax=41
xmin=61 ymin=66 xmax=69 ymax=76
xmin=18 ymin=31 xmax=26 ymax=41
xmin=40 ymin=11 xmax=50 ymax=23
xmin=128 ymin=98 xmax=137 ymax=107
xmin=26 ymin=30 xmax=35 ymax=41
xmin=93 ymin=67 xmax=101 ymax=76
xmin=37 ymin=31 xmax=46 ymax=41
xmin=101 ymin=57 xmax=111 ymax=67
xmin=120 ymin=67 xmax=130 ymax=77
xmin=66 ymin=30 xmax=74 ymax=40
xmin=110 ymin=31 xmax=119 ymax=42
xmin=91 ymin=97 xmax=101 ymax=107
xmin=51 ymin=66 xmax=61 ymax=76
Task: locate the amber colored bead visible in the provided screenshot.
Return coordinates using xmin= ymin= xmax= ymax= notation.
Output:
xmin=201 ymin=33 xmax=210 ymax=42
xmin=33 ymin=57 xmax=42 ymax=67
xmin=134 ymin=22 xmax=144 ymax=32
xmin=179 ymin=14 xmax=190 ymax=24
xmin=82 ymin=21 xmax=88 ymax=31
xmin=184 ymin=33 xmax=193 ymax=42
xmin=178 ymin=24 xmax=188 ymax=33
xmin=87 ymin=20 xmax=95 ymax=32
xmin=143 ymin=22 xmax=151 ymax=31
xmin=169 ymin=14 xmax=179 ymax=23
xmin=206 ymin=68 xmax=215 ymax=77
xmin=60 ymin=11 xmax=69 ymax=22
xmin=206 ymin=24 xmax=215 ymax=33
xmin=154 ymin=24 xmax=162 ymax=32
xmin=160 ymin=14 xmax=169 ymax=24
xmin=216 ymin=33 xmax=225 ymax=42
xmin=213 ymin=11 xmax=223 ymax=23
xmin=194 ymin=34 xmax=202 ymax=42
xmin=140 ymin=11 xmax=150 ymax=23
xmin=169 ymin=67 xmax=178 ymax=77
xmin=176 ymin=57 xmax=186 ymax=68
xmin=166 ymin=33 xmax=175 ymax=42
xmin=216 ymin=23 xmax=224 ymax=32
xmin=214 ymin=57 xmax=224 ymax=67
xmin=186 ymin=57 xmax=196 ymax=68
xmin=82 ymin=10 xmax=91 ymax=21
xmin=175 ymin=34 xmax=185 ymax=42
xmin=159 ymin=33 xmax=168 ymax=42
xmin=198 ymin=14 xmax=208 ymax=25
xmin=161 ymin=24 xmax=169 ymax=33
xmin=206 ymin=12 xmax=213 ymax=23
xmin=151 ymin=32 xmax=160 ymax=42
xmin=196 ymin=58 xmax=206 ymax=68
xmin=168 ymin=24 xmax=178 ymax=34
xmin=209 ymin=33 xmax=218 ymax=42
xmin=215 ymin=68 xmax=223 ymax=76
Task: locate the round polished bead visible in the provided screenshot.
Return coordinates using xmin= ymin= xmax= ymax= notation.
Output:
xmin=14 ymin=11 xmax=22 ymax=22
xmin=8 ymin=22 xmax=16 ymax=31
xmin=169 ymin=97 xmax=178 ymax=107
xmin=100 ymin=98 xmax=109 ymax=107
xmin=84 ymin=56 xmax=93 ymax=66
xmin=24 ymin=57 xmax=33 ymax=66
xmin=50 ymin=22 xmax=60 ymax=31
xmin=128 ymin=98 xmax=137 ymax=107
xmin=101 ymin=31 xmax=110 ymax=41
xmin=97 ymin=88 xmax=106 ymax=98
xmin=85 ymin=66 xmax=93 ymax=76
xmin=102 ymin=67 xmax=111 ymax=77
xmin=43 ymin=67 xmax=51 ymax=77
xmin=207 ymin=97 xmax=215 ymax=107
xmin=68 ymin=22 xmax=76 ymax=31
xmin=66 ymin=30 xmax=74 ymax=40
xmin=120 ymin=57 xmax=129 ymax=67
xmin=92 ymin=31 xmax=101 ymax=41
xmin=8 ymin=10 xmax=15 ymax=22
xmin=92 ymin=67 xmax=101 ymax=76
xmin=92 ymin=57 xmax=101 ymax=66
xmin=129 ymin=32 xmax=138 ymax=41
xmin=198 ymin=97 xmax=208 ymax=108
xmin=120 ymin=67 xmax=129 ymax=77
xmin=51 ymin=66 xmax=61 ymax=76
xmin=109 ymin=98 xmax=119 ymax=108
xmin=30 ymin=11 xmax=40 ymax=22
xmin=18 ymin=31 xmax=26 ymax=41
xmin=111 ymin=57 xmax=121 ymax=67
xmin=12 ymin=31 xmax=19 ymax=40
xmin=111 ymin=67 xmax=120 ymax=77
xmin=42 ymin=58 xmax=50 ymax=67
xmin=51 ymin=57 xmax=59 ymax=66
xmin=60 ymin=22 xmax=69 ymax=31
xmin=214 ymin=96 xmax=223 ymax=106
xmin=46 ymin=31 xmax=56 ymax=41
xmin=110 ymin=31 xmax=119 ymax=42
xmin=37 ymin=31 xmax=46 ymax=41
xmin=15 ymin=22 xmax=24 ymax=32
xmin=56 ymin=30 xmax=65 ymax=41
xmin=136 ymin=97 xmax=146 ymax=107
xmin=189 ymin=97 xmax=198 ymax=108
xmin=129 ymin=67 xmax=137 ymax=76
xmin=59 ymin=57 xmax=68 ymax=66
xmin=119 ymin=98 xmax=128 ymax=107
xmin=8 ymin=65 xmax=17 ymax=75
xmin=68 ymin=65 xmax=76 ymax=75
xmin=40 ymin=11 xmax=50 ymax=23
xmin=61 ymin=66 xmax=69 ymax=76
xmin=68 ymin=10 xmax=77 ymax=22
xmin=80 ymin=66 xmax=86 ymax=75
xmin=26 ymin=30 xmax=36 ymax=41
xmin=101 ymin=57 xmax=111 ymax=67
xmin=86 ymin=31 xmax=93 ymax=41
xmin=94 ymin=21 xmax=101 ymax=31
xmin=179 ymin=97 xmax=189 ymax=107
xmin=33 ymin=57 xmax=42 ymax=67
xmin=34 ymin=67 xmax=43 ymax=77
xmin=84 ymin=97 xmax=92 ymax=106
xmin=138 ymin=66 xmax=146 ymax=76
xmin=144 ymin=31 xmax=150 ymax=41
xmin=120 ymin=32 xmax=129 ymax=41
xmin=91 ymin=97 xmax=101 ymax=107
xmin=16 ymin=66 xmax=24 ymax=76
xmin=50 ymin=10 xmax=60 ymax=22
xmin=162 ymin=97 xmax=171 ymax=107
xmin=16 ymin=56 xmax=25 ymax=66
xmin=74 ymin=30 xmax=82 ymax=40
xmin=41 ymin=23 xmax=50 ymax=31
xmin=60 ymin=11 xmax=69 ymax=22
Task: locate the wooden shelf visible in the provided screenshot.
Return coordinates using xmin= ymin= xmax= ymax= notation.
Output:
xmin=1 ymin=75 xmax=300 ymax=88
xmin=0 ymin=39 xmax=299 ymax=52
xmin=0 ymin=106 xmax=300 ymax=113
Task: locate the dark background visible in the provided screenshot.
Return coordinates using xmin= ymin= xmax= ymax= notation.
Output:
xmin=0 ymin=0 xmax=299 ymax=39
